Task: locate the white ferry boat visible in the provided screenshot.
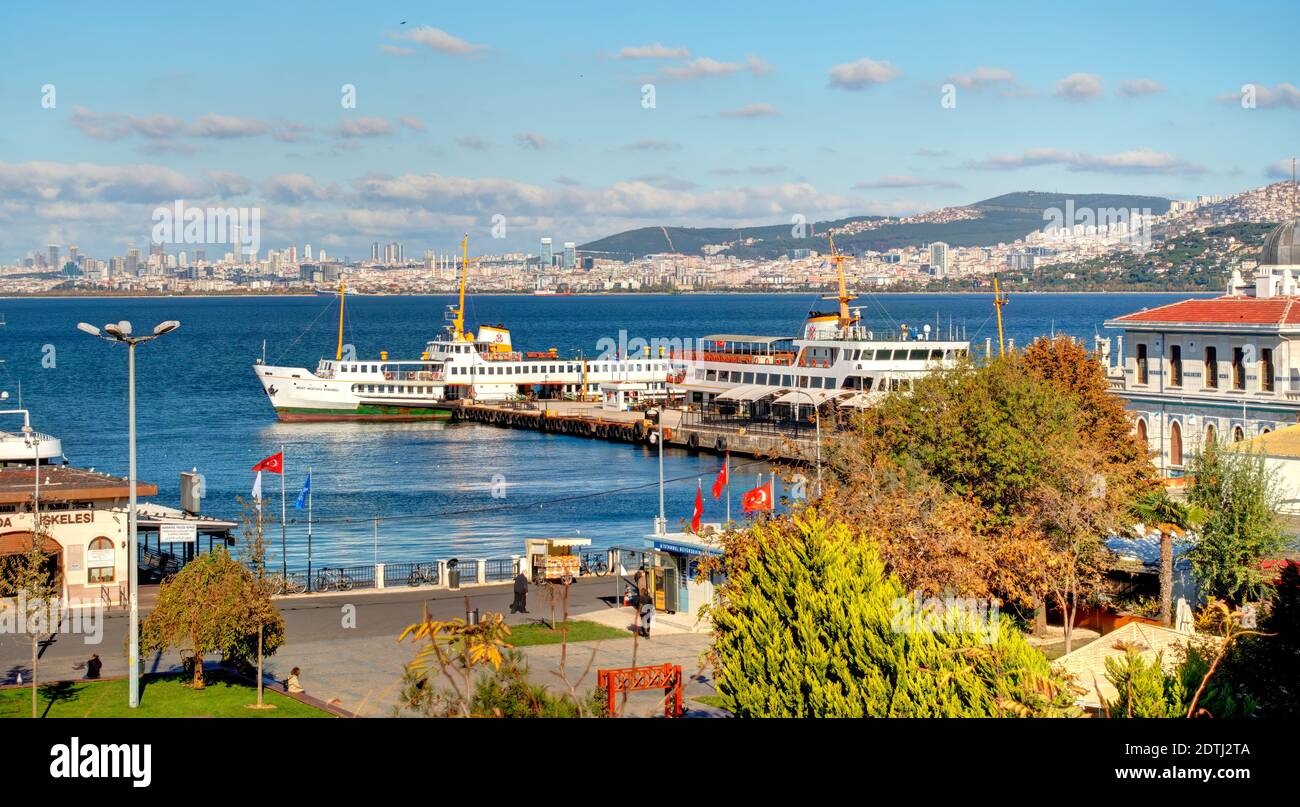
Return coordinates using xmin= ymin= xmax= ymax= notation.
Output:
xmin=671 ymin=238 xmax=970 ymax=416
xmin=253 ymin=237 xmax=673 ymax=422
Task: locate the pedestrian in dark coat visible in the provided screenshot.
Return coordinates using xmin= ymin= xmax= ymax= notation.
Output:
xmin=512 ymin=571 xmax=530 ymax=614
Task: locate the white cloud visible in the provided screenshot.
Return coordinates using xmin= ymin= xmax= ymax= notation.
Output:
xmin=720 ymin=103 xmax=779 ymax=118
xmin=379 ymin=44 xmax=415 ymax=56
xmin=623 ymin=139 xmax=679 ymax=151
xmin=1216 ymin=82 xmax=1300 ymax=109
xmin=827 ymin=58 xmax=902 ymax=90
xmin=392 ymin=26 xmax=486 ymax=56
xmin=966 ymin=147 xmax=1204 ymax=175
xmin=1117 ymin=78 xmax=1165 ymax=97
xmin=263 ymin=173 xmax=335 ymax=203
xmin=1054 ymin=73 xmax=1104 ymax=101
xmin=516 ymin=132 xmax=550 ymax=150
xmin=456 ymin=136 xmax=491 ymax=150
xmin=399 ymin=116 xmax=426 ymax=132
xmin=617 ymin=43 xmax=689 ymax=60
xmin=192 ymin=113 xmax=270 ymax=139
xmin=948 ymin=67 xmax=1018 ymax=91
xmin=656 ymin=55 xmax=771 ymax=81
xmin=337 ymin=117 xmax=393 ymax=138
xmin=1265 ymin=159 xmax=1297 ymax=179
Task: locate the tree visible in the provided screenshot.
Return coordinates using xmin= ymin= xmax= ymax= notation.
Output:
xmin=140 ymin=549 xmax=283 ymax=688
xmin=1130 ymin=490 xmax=1207 ymax=627
xmin=0 ymin=516 xmax=58 ymax=718
xmin=233 ymin=496 xmax=283 ymax=707
xmin=1104 ymin=648 xmax=1186 ymax=718
xmin=1186 ymin=442 xmax=1287 ymax=604
xmin=1207 ymin=561 xmax=1300 ymax=716
xmin=710 ymin=509 xmax=1079 ymax=717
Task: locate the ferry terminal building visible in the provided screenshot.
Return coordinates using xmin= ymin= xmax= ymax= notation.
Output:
xmin=1104 ymin=218 xmax=1300 ymax=475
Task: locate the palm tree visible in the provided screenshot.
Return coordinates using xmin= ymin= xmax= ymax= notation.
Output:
xmin=1130 ymin=490 xmax=1207 ymax=627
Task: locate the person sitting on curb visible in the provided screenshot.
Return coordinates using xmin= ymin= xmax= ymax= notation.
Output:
xmin=286 ymin=667 xmax=305 ymax=694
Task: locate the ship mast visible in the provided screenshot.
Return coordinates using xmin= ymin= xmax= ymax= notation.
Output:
xmin=824 ymin=233 xmax=858 ymax=329
xmin=993 ymin=272 xmax=1008 ymax=357
xmin=451 ymin=233 xmax=478 ymax=342
xmin=335 ymin=274 xmax=346 ymax=360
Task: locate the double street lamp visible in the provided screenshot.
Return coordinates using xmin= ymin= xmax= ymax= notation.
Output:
xmin=77 ymin=319 xmax=180 ymax=709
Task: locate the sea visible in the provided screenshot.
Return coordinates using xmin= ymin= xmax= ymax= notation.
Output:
xmin=0 ymin=291 xmax=1210 ymax=569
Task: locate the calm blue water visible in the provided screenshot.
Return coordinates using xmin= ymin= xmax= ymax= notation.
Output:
xmin=0 ymin=292 xmax=1208 ymax=568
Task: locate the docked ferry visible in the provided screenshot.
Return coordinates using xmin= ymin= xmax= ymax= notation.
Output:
xmin=253 ymin=237 xmax=673 ymax=421
xmin=671 ymin=237 xmax=970 ymax=416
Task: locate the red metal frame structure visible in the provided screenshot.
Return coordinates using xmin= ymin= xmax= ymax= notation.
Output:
xmin=597 ymin=663 xmax=684 ymax=717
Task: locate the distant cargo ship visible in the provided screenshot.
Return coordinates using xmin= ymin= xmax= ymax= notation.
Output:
xmin=254 ymin=237 xmax=670 ymax=422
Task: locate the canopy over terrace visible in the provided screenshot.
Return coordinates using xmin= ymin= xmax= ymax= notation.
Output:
xmin=135 ymin=502 xmax=237 ymax=572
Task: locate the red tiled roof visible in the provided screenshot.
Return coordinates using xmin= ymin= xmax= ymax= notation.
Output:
xmin=1111 ymin=296 xmax=1300 ymax=325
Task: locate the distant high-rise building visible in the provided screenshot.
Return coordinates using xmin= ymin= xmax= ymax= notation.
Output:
xmin=126 ymin=247 xmax=141 ymax=276
xmin=563 ymin=241 xmax=576 ymax=269
xmin=372 ymin=242 xmax=380 ymax=262
xmin=68 ymin=245 xmax=78 ymax=265
xmin=48 ymin=245 xmax=59 ymax=271
xmin=194 ymin=248 xmax=206 ymax=263
xmin=304 ymin=244 xmax=313 ymax=262
xmin=928 ymin=242 xmax=950 ymax=276
xmin=540 ymin=237 xmax=553 ymax=269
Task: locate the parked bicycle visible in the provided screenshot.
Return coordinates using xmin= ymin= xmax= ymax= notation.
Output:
xmin=267 ymin=573 xmax=306 ymax=595
xmin=317 ymin=567 xmax=354 ymax=592
xmin=407 ymin=562 xmax=437 ymax=587
xmin=580 ymin=553 xmax=609 ymax=577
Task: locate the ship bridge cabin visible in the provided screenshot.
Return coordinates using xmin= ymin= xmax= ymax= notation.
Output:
xmin=1103 ymin=218 xmax=1300 ymax=476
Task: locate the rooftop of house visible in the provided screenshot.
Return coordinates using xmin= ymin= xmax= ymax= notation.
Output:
xmin=1232 ymin=422 xmax=1300 ymax=458
xmin=1055 ymin=621 xmax=1220 ymax=711
xmin=0 ymin=465 xmax=157 ymax=505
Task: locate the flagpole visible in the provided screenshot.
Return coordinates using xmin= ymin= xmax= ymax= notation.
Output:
xmin=725 ymin=450 xmax=731 ymax=525
xmin=280 ymin=444 xmax=287 ymax=580
xmin=306 ymin=466 xmax=313 ymax=593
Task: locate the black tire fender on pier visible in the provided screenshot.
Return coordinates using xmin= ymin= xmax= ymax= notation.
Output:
xmin=686 ymin=432 xmax=700 ymax=451
xmin=715 ymin=437 xmax=728 ymax=454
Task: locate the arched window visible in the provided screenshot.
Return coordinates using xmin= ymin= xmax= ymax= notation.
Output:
xmin=87 ymin=536 xmax=115 ymax=583
xmin=1136 ymin=417 xmax=1148 ymax=446
xmin=1234 ymin=425 xmax=1245 ymax=442
xmin=1205 ymin=423 xmax=1217 ymax=447
xmin=1170 ymin=420 xmax=1183 ymax=467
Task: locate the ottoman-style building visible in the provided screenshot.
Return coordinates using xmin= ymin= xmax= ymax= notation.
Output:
xmin=1104 ymin=218 xmax=1300 ymax=475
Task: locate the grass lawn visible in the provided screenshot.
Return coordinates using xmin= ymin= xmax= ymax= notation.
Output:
xmin=0 ymin=671 xmax=333 ymax=718
xmin=508 ymin=619 xmax=628 ymax=647
xmin=693 ymin=694 xmax=727 ymax=710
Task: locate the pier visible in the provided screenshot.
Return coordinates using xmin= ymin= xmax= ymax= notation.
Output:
xmin=451 ymin=400 xmax=817 ymax=462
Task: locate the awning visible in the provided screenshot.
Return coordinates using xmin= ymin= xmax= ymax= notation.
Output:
xmin=773 ymin=389 xmax=842 ymax=406
xmin=716 ymin=384 xmax=761 ymax=401
xmin=526 ymin=537 xmax=592 ymax=547
xmin=837 ymin=392 xmax=881 ymax=409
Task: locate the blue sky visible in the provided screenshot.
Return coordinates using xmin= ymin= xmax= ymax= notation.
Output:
xmin=0 ymin=0 xmax=1296 ymax=259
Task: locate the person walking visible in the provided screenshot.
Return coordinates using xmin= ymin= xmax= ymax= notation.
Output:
xmin=633 ymin=564 xmax=647 ymax=594
xmin=85 ymin=653 xmax=102 ymax=679
xmin=511 ymin=570 xmax=530 ymax=614
xmin=637 ymin=586 xmax=655 ymax=639
xmin=286 ymin=667 xmax=305 ymax=694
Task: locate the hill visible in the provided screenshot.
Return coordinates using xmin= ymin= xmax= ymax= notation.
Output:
xmin=578 ymin=191 xmax=1172 ymax=260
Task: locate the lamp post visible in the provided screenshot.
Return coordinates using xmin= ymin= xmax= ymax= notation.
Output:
xmin=77 ymin=319 xmax=180 ymax=709
xmin=784 ymin=389 xmax=854 ymax=499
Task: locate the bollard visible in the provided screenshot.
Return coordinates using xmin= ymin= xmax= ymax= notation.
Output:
xmin=437 ymin=560 xmax=448 ymax=589
xmin=477 ymin=560 xmax=486 ymax=585
xmin=375 ymin=563 xmax=385 ymax=589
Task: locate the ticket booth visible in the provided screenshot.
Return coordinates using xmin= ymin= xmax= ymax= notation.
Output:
xmin=611 ymin=527 xmax=724 ymax=616
xmin=523 ymin=537 xmax=591 ymax=583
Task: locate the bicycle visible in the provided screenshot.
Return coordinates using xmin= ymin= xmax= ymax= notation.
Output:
xmin=579 ymin=553 xmax=609 ymax=577
xmin=317 ymin=568 xmax=354 ymax=592
xmin=407 ymin=563 xmax=437 ymax=587
xmin=268 ymin=573 xmax=306 ymax=595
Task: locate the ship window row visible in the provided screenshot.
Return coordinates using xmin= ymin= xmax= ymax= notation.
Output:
xmin=703 ymin=368 xmax=891 ymax=390
xmin=354 ymin=384 xmax=436 ymax=395
xmin=840 ymin=348 xmax=965 ymax=362
xmin=447 ymin=363 xmax=669 ymax=376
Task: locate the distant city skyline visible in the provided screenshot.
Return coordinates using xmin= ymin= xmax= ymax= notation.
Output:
xmin=1 ymin=0 xmax=1297 ymax=258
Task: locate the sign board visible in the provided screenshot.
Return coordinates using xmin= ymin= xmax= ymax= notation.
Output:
xmin=652 ymin=539 xmax=721 ymax=557
xmin=86 ymin=549 xmax=115 ymax=566
xmin=160 ymin=523 xmax=197 ymax=544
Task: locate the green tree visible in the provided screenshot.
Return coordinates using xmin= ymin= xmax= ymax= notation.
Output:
xmin=0 ymin=515 xmax=59 ymax=718
xmin=1104 ymin=648 xmax=1187 ymax=717
xmin=140 ymin=549 xmax=283 ymax=688
xmin=1186 ymin=442 xmax=1287 ymax=604
xmin=1130 ymin=490 xmax=1207 ymax=627
xmin=710 ymin=509 xmax=1079 ymax=717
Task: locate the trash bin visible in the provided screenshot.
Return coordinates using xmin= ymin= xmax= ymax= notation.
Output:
xmin=447 ymin=558 xmax=460 ymax=590
xmin=466 ymin=607 xmax=479 ymax=625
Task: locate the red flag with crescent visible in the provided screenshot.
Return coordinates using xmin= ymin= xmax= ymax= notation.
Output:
xmin=711 ymin=460 xmax=728 ymax=500
xmin=251 ymin=452 xmax=284 ymax=474
xmin=742 ymin=481 xmax=773 ymax=513
xmin=691 ymin=480 xmax=704 ymax=533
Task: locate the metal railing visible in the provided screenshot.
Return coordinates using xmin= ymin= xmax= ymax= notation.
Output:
xmin=484 ymin=558 xmax=514 ymax=582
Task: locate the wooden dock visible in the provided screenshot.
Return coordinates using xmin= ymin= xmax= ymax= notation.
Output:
xmin=451 ymin=400 xmax=816 ymax=462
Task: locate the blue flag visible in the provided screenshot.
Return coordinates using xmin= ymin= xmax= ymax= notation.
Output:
xmin=294 ymin=472 xmax=311 ymax=510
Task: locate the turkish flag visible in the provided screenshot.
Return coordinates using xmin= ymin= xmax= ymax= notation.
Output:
xmin=691 ymin=481 xmax=703 ymax=533
xmin=711 ymin=460 xmax=728 ymax=500
xmin=251 ymin=452 xmax=284 ymax=474
xmin=742 ymin=481 xmax=774 ymax=513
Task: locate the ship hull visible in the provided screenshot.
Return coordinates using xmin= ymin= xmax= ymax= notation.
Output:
xmin=274 ymin=404 xmax=455 ymax=422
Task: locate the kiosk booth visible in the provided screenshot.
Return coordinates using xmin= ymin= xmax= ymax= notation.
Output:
xmin=612 ymin=525 xmax=724 ymax=617
xmin=524 ymin=536 xmax=590 ymax=583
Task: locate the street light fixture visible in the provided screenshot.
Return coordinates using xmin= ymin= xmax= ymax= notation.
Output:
xmin=77 ymin=318 xmax=180 ymax=709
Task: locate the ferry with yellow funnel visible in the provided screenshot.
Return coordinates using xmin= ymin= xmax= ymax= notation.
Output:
xmin=671 ymin=234 xmax=971 ymax=415
xmin=252 ymin=236 xmax=673 ymax=422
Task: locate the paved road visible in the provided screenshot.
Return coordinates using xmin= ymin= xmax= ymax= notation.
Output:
xmin=1 ymin=576 xmax=722 ymax=717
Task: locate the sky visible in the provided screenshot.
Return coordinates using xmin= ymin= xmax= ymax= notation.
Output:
xmin=0 ymin=0 xmax=1297 ymax=260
